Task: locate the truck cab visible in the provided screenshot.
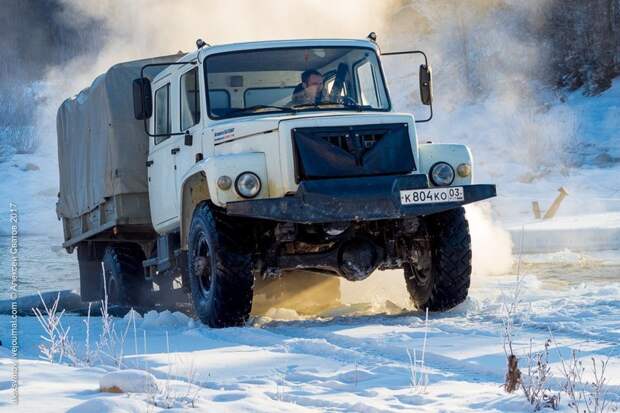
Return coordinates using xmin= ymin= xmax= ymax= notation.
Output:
xmin=147 ymin=39 xmax=405 ymax=230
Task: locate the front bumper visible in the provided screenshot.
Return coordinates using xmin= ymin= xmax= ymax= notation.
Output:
xmin=226 ymin=174 xmax=496 ymax=223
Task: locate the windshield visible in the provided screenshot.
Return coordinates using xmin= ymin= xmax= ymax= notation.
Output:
xmin=204 ymin=46 xmax=390 ymax=119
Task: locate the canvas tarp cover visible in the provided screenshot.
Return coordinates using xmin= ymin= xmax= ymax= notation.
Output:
xmin=56 ymin=54 xmax=182 ymax=219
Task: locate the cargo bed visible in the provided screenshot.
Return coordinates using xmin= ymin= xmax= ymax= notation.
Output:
xmin=56 ymin=54 xmax=183 ymax=248
xmin=59 ymin=193 xmax=154 ymax=248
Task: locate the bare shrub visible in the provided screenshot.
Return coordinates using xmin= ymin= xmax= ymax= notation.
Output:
xmin=502 ymin=228 xmax=526 ymax=393
xmin=521 ymin=338 xmax=560 ymax=411
xmin=147 ymin=331 xmax=201 ymax=409
xmin=0 ymin=126 xmax=38 ymax=155
xmin=82 ymin=302 xmax=95 ymax=366
xmin=94 ymin=272 xmax=138 ymax=368
xmin=505 ymin=354 xmax=522 ymax=393
xmin=33 ymin=283 xmax=201 ymax=408
xmin=407 ymin=307 xmax=430 ymax=393
xmin=32 ymin=291 xmax=79 ymax=366
xmin=557 ymin=348 xmax=616 ymax=413
xmin=0 ymin=142 xmax=16 ymax=163
xmin=500 ymin=228 xmax=559 ymax=410
xmin=95 ymin=272 xmax=118 ymax=365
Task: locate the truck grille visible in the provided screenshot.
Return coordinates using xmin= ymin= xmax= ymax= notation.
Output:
xmin=323 ymin=131 xmax=384 ymax=155
xmin=292 ymin=123 xmax=415 ymax=181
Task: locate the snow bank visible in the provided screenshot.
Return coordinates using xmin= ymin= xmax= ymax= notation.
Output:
xmin=67 ymin=397 xmax=150 ymax=413
xmin=139 ymin=310 xmax=191 ymax=330
xmin=99 ymin=369 xmax=158 ymax=393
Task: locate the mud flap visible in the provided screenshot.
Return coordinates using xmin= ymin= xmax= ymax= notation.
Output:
xmin=77 ymin=243 xmax=105 ymax=302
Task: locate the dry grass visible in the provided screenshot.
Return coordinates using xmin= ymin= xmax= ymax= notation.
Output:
xmin=521 ymin=338 xmax=559 ymax=411
xmin=555 ymin=345 xmax=616 ymax=413
xmin=407 ymin=307 xmax=430 ymax=393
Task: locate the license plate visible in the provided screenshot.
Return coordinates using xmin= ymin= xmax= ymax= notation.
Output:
xmin=400 ymin=187 xmax=464 ymax=205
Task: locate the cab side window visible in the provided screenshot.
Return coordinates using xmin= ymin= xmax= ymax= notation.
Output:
xmin=180 ymin=68 xmax=200 ymax=131
xmin=154 ymin=83 xmax=170 ymax=144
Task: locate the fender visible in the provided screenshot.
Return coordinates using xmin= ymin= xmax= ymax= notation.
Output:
xmin=418 ymin=143 xmax=474 ymax=185
xmin=178 ymin=152 xmax=268 ymax=249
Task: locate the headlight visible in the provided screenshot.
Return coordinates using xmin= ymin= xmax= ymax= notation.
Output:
xmin=235 ymin=172 xmax=261 ymax=198
xmin=430 ymin=162 xmax=455 ymax=186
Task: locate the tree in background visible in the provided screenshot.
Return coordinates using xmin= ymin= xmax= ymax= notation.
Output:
xmin=0 ymin=0 xmax=103 ymax=157
xmin=547 ymin=0 xmax=619 ymax=95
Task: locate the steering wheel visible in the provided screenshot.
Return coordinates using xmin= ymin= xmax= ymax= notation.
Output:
xmin=338 ymin=95 xmax=358 ymax=106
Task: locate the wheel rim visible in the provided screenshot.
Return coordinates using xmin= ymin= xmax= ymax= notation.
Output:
xmin=405 ymin=238 xmax=433 ymax=287
xmin=407 ymin=261 xmax=431 ymax=286
xmin=193 ymin=233 xmax=212 ymax=296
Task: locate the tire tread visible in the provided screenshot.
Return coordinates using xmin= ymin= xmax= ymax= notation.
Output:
xmin=405 ymin=207 xmax=472 ymax=311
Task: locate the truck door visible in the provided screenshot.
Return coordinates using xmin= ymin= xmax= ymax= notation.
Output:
xmin=148 ymin=82 xmax=180 ymax=230
xmin=175 ymin=66 xmax=204 ymax=193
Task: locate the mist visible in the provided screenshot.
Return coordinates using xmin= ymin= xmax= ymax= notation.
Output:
xmin=34 ymin=0 xmax=396 ymax=151
xmin=44 ymin=0 xmax=396 ymax=100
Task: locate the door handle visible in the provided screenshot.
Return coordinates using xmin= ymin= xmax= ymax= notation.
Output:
xmin=171 ymin=147 xmax=180 ymax=155
xmin=146 ymin=160 xmax=154 ymax=167
xmin=184 ymin=131 xmax=193 ymax=146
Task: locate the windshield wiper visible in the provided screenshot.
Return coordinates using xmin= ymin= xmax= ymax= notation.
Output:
xmin=291 ymin=101 xmax=343 ymax=110
xmin=230 ymin=105 xmax=295 ymax=114
xmin=292 ymin=100 xmax=373 ymax=112
xmin=342 ymin=102 xmax=373 ymax=112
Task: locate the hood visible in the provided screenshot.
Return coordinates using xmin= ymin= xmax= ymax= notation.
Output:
xmin=209 ymin=111 xmax=415 ymax=142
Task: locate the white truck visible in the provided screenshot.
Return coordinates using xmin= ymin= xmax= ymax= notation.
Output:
xmin=57 ymin=36 xmax=496 ymax=327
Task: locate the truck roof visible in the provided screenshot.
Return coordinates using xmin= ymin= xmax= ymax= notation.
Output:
xmin=155 ymin=38 xmax=379 ymax=81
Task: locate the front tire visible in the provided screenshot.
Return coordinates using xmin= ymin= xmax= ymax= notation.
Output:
xmin=404 ymin=207 xmax=472 ymax=311
xmin=187 ymin=203 xmax=254 ymax=327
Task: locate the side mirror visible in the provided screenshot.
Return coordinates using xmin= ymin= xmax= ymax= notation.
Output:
xmin=132 ymin=77 xmax=152 ymax=120
xmin=419 ymin=64 xmax=433 ymax=106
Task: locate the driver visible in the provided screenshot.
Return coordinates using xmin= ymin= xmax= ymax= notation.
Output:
xmin=291 ymin=69 xmax=325 ymax=106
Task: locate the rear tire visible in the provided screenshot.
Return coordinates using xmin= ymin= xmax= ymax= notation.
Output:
xmin=187 ymin=203 xmax=254 ymax=327
xmin=404 ymin=207 xmax=472 ymax=311
xmin=102 ymin=244 xmax=151 ymax=307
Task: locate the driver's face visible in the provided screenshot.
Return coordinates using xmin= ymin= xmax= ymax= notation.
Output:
xmin=304 ymin=74 xmax=323 ymax=99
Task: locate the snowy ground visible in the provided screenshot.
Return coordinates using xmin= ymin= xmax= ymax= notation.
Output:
xmin=1 ymin=252 xmax=619 ymax=412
